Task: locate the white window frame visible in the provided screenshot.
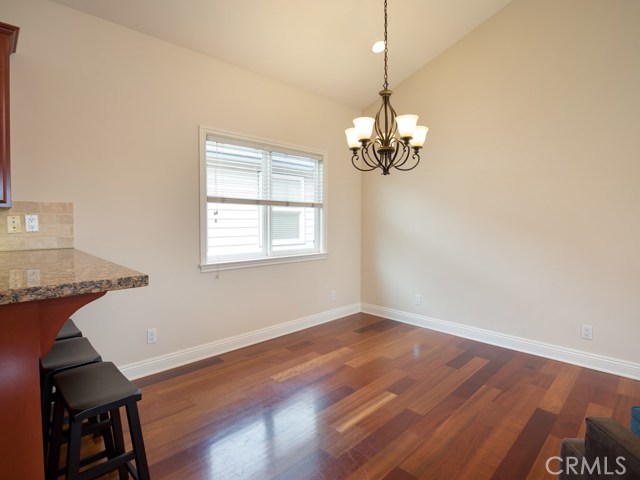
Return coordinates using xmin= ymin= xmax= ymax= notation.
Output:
xmin=199 ymin=126 xmax=327 ymax=271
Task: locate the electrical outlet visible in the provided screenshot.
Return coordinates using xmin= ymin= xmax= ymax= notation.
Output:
xmin=147 ymin=328 xmax=158 ymax=344
xmin=415 ymin=294 xmax=423 ymax=305
xmin=330 ymin=290 xmax=336 ymax=301
xmin=7 ymin=215 xmax=21 ymax=233
xmin=25 ymin=214 xmax=39 ymax=232
xmin=581 ymin=324 xmax=593 ymax=340
xmin=26 ymin=269 xmax=41 ymax=287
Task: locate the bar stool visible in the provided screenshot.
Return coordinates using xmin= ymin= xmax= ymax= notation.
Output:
xmin=55 ymin=319 xmax=83 ymax=341
xmin=40 ymin=337 xmax=102 ymax=459
xmin=47 ymin=361 xmax=150 ymax=480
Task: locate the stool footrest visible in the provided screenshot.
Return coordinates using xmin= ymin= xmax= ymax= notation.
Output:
xmin=55 ymin=450 xmax=110 ymax=477
xmin=77 ymin=452 xmax=136 ymax=480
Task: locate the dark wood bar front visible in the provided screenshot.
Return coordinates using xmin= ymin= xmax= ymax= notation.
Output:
xmin=0 ymin=249 xmax=148 ymax=480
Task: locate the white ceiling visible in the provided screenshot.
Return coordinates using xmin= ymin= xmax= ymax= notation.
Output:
xmin=50 ymin=0 xmax=513 ymax=109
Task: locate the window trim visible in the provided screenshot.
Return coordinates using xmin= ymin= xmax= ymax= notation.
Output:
xmin=199 ymin=126 xmax=327 ymax=272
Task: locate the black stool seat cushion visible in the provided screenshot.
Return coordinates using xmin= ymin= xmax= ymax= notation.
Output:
xmin=55 ymin=318 xmax=82 ymax=341
xmin=40 ymin=337 xmax=101 ymax=374
xmin=53 ymin=362 xmax=141 ymax=419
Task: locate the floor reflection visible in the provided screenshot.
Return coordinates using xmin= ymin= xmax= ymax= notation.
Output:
xmin=206 ymin=388 xmax=320 ymax=478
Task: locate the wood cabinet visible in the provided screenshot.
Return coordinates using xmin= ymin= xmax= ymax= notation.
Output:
xmin=0 ymin=22 xmax=19 ymax=209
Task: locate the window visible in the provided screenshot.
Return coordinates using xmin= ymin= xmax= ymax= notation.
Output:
xmin=200 ymin=128 xmax=326 ymax=270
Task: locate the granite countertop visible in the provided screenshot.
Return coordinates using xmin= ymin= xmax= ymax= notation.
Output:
xmin=0 ymin=249 xmax=148 ymax=305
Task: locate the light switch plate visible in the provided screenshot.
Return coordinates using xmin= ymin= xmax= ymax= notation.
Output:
xmin=7 ymin=215 xmax=21 ymax=233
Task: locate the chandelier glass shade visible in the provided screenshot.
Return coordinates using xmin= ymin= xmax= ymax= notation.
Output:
xmin=345 ymin=0 xmax=428 ymax=175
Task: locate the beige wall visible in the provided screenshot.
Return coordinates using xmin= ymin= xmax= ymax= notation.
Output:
xmin=3 ymin=0 xmax=638 ymax=372
xmin=362 ymin=0 xmax=640 ymax=363
xmin=1 ymin=0 xmax=361 ymax=366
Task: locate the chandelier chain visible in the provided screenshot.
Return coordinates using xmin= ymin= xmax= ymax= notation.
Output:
xmin=383 ymin=0 xmax=388 ymax=89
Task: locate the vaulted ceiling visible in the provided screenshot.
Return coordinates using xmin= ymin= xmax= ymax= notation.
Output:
xmin=50 ymin=0 xmax=513 ymax=109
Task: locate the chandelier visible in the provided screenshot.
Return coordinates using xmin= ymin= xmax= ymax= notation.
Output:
xmin=345 ymin=0 xmax=428 ymax=175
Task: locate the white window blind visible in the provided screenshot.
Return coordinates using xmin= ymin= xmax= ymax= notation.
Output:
xmin=206 ymin=139 xmax=323 ymax=207
xmin=201 ymin=130 xmax=325 ymax=269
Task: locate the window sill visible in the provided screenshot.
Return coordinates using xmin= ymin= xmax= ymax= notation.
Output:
xmin=199 ymin=252 xmax=327 ymax=272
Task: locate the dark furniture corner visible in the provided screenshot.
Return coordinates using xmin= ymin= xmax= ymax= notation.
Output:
xmin=560 ymin=417 xmax=640 ymax=479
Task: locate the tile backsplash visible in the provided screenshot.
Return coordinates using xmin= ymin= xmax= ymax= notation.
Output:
xmin=0 ymin=201 xmax=74 ymax=251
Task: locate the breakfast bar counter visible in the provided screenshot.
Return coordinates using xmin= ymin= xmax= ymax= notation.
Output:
xmin=0 ymin=248 xmax=148 ymax=480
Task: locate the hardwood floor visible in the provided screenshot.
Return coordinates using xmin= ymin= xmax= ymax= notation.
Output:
xmin=108 ymin=313 xmax=640 ymax=479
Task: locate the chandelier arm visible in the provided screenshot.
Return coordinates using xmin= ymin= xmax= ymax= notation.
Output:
xmin=352 ymin=145 xmax=379 ymax=172
xmin=394 ymin=149 xmax=421 ymax=171
xmin=362 ymin=143 xmax=383 ymax=171
xmin=391 ymin=142 xmax=411 ymax=169
xmin=351 ymin=152 xmax=378 ymax=172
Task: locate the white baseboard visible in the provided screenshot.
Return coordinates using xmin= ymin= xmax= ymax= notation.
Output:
xmin=361 ymin=303 xmax=640 ymax=381
xmin=120 ymin=303 xmax=361 ymax=380
xmin=121 ymin=302 xmax=640 ymax=382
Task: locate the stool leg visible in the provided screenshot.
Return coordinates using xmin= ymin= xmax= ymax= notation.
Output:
xmin=126 ymin=402 xmax=150 ymax=480
xmin=96 ymin=413 xmax=116 ymax=460
xmin=66 ymin=420 xmax=83 ymax=480
xmin=41 ymin=373 xmax=53 ymax=463
xmin=110 ymin=408 xmax=129 ymax=480
xmin=46 ymin=398 xmax=65 ymax=480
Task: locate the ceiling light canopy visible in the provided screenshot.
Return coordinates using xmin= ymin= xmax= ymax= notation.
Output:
xmin=345 ymin=0 xmax=429 ymax=175
xmin=371 ymin=40 xmax=385 ymax=53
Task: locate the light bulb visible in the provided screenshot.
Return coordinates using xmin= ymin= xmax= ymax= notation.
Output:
xmin=395 ymin=114 xmax=418 ymax=139
xmin=410 ymin=126 xmax=428 ymax=148
xmin=345 ymin=128 xmax=361 ymax=149
xmin=353 ymin=117 xmax=375 ymax=140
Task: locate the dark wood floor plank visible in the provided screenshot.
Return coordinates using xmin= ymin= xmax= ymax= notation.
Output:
xmin=487 ymin=351 xmax=547 ymax=391
xmin=490 ymin=408 xmax=557 ymax=480
xmin=618 ymin=376 xmax=640 ymax=398
xmin=443 ymin=377 xmax=546 ymax=479
xmin=452 ymin=351 xmax=514 ymax=399
xmin=416 ymin=419 xmax=493 ymax=480
xmin=354 ymin=318 xmax=399 ymax=334
xmin=383 ymin=467 xmax=418 ymax=480
xmin=401 ymin=385 xmax=501 ymax=477
xmin=550 ymin=368 xmax=600 ymax=438
xmin=134 ymin=355 xmax=224 ymax=388
xmin=408 ymin=356 xmax=489 ymax=415
xmin=346 ymin=430 xmax=422 ymax=480
xmin=348 ymin=408 xmax=423 ymax=461
xmin=103 ymin=313 xmax=640 ymax=480
xmin=538 ymin=362 xmax=582 ymax=415
xmin=526 ymin=434 xmax=563 ymax=480
xmin=613 ymin=394 xmax=639 ymax=425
